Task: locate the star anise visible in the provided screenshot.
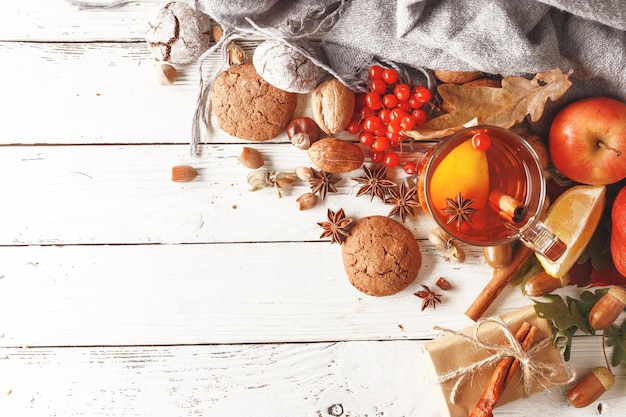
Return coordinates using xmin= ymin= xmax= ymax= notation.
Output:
xmin=352 ymin=165 xmax=396 ymax=201
xmin=385 ymin=181 xmax=421 ymax=223
xmin=309 ymin=168 xmax=340 ymax=200
xmin=317 ymin=208 xmax=353 ymax=245
xmin=442 ymin=192 xmax=477 ymax=230
xmin=414 ymin=285 xmax=443 ymax=311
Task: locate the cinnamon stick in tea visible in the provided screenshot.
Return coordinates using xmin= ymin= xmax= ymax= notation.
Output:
xmin=465 ymin=244 xmax=533 ymax=321
xmin=488 ymin=190 xmax=528 ymax=224
xmin=469 ymin=321 xmax=537 ymax=417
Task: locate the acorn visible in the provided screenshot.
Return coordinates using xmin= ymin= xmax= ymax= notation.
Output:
xmin=588 ymin=286 xmax=626 ymax=330
xmin=567 ymin=366 xmax=615 ymax=408
xmin=524 ymin=271 xmax=569 ymax=297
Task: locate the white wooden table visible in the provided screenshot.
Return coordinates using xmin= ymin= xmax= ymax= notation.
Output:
xmin=0 ymin=1 xmax=624 ymax=416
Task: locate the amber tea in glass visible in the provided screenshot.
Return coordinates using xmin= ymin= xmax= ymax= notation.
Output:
xmin=422 ymin=126 xmax=565 ymax=261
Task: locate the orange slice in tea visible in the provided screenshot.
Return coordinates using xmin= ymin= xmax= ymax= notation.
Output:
xmin=429 ymin=138 xmax=490 ymax=213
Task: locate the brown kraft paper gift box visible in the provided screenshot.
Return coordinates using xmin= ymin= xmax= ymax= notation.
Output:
xmin=422 ymin=305 xmax=571 ymax=417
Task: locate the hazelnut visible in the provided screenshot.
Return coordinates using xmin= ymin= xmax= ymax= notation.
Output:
xmin=237 ymin=147 xmax=264 ymax=169
xmin=156 ymin=63 xmax=178 ymax=86
xmin=286 ymin=117 xmax=320 ymax=150
xmin=294 ymin=166 xmax=313 ymax=181
xmin=295 ymin=192 xmax=318 ymax=210
xmin=171 ymin=165 xmax=198 ymax=182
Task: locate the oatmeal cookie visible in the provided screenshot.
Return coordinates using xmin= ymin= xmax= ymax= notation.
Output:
xmin=342 ymin=216 xmax=422 ymax=296
xmin=211 ymin=63 xmax=298 ymax=141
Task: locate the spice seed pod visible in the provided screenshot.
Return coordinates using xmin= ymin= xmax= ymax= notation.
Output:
xmin=588 ymin=285 xmax=626 ymax=330
xmin=524 ymin=271 xmax=569 ymax=297
xmin=567 ymin=366 xmax=615 ymax=408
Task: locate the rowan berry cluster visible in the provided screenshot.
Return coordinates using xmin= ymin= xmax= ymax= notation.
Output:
xmin=344 ymin=65 xmax=433 ymax=174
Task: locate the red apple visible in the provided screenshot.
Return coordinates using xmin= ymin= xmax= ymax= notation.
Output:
xmin=549 ymin=96 xmax=626 ymax=185
xmin=611 ymin=185 xmax=626 ymax=277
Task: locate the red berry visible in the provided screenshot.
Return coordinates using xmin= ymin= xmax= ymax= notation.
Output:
xmin=362 ymin=115 xmax=382 ymax=132
xmin=409 ymin=95 xmax=424 ymax=109
xmin=365 ymin=92 xmax=383 ymax=110
xmin=382 ymin=93 xmax=398 ymax=109
xmin=400 ymin=115 xmax=417 ymax=131
xmin=386 ymin=129 xmax=400 ymax=142
xmin=359 ymin=131 xmax=375 ymax=147
xmin=389 ymin=108 xmax=406 ymax=122
xmin=368 ymin=65 xmax=384 ymax=80
xmin=371 ymin=136 xmax=390 ymax=152
xmin=382 ymin=68 xmax=398 ymax=84
xmin=384 ymin=151 xmax=400 ymax=168
xmin=403 ymin=161 xmax=417 ymax=175
xmin=370 ymin=79 xmax=387 ymax=94
xmin=359 ymin=106 xmax=377 ymax=120
xmin=370 ymin=150 xmax=385 ymax=163
xmin=378 ymin=108 xmax=391 ymax=123
xmin=471 ymin=133 xmax=492 ymax=151
xmin=411 ymin=109 xmax=428 ymax=125
xmin=345 ymin=120 xmax=361 ymax=134
xmin=394 ymin=83 xmax=411 ymax=101
xmin=414 ymin=86 xmax=432 ymax=103
xmin=396 ymin=100 xmax=411 ymax=113
xmin=387 ymin=120 xmax=402 ymax=134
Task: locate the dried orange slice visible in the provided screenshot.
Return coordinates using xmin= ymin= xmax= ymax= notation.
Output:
xmin=429 ymin=138 xmax=490 ymax=212
xmin=537 ymin=185 xmax=606 ymax=278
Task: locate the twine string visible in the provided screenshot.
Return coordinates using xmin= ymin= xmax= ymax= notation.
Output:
xmin=432 ymin=317 xmax=576 ymax=405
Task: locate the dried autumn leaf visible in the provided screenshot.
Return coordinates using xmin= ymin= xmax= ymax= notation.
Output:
xmin=406 ymin=68 xmax=572 ymax=140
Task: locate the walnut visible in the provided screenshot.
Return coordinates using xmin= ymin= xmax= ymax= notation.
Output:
xmin=252 ymin=40 xmax=319 ymax=94
xmin=145 ymin=2 xmax=212 ymax=64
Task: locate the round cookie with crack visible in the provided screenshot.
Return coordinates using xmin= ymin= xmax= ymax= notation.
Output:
xmin=342 ymin=216 xmax=421 ymax=296
xmin=211 ymin=63 xmax=298 ymax=141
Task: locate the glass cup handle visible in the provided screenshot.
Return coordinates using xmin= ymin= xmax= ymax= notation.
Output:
xmin=517 ymin=218 xmax=566 ymax=261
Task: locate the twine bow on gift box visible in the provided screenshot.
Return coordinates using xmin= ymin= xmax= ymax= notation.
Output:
xmin=433 ymin=317 xmax=576 ymax=406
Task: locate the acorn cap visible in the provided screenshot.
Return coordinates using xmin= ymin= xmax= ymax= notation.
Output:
xmin=592 ymin=366 xmax=616 ymax=391
xmin=608 ymin=286 xmax=626 ymax=305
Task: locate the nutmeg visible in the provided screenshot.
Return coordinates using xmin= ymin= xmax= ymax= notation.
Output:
xmin=307 ymin=137 xmax=364 ymax=173
xmin=312 ymin=78 xmax=355 ymax=135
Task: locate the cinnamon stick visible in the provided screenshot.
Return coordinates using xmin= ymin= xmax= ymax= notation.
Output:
xmin=465 ymin=244 xmax=532 ymax=321
xmin=469 ymin=321 xmax=537 ymax=417
xmin=488 ymin=191 xmax=528 ymax=224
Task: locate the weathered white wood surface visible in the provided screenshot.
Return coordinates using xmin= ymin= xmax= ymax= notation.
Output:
xmin=0 ymin=1 xmax=625 ymax=416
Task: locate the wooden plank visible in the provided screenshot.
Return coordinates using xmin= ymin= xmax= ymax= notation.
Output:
xmin=0 ymin=143 xmax=435 ymax=245
xmin=0 ymin=340 xmax=623 ymax=416
xmin=0 ymin=242 xmax=515 ymax=347
xmin=0 ymin=0 xmax=162 ymax=42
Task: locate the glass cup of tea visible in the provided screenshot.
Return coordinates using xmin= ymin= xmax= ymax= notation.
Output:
xmin=419 ymin=125 xmax=566 ymax=261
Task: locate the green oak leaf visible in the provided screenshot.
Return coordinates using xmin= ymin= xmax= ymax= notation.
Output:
xmin=534 ymin=294 xmax=589 ymax=333
xmin=605 ymin=321 xmax=626 ymax=367
xmin=554 ymin=327 xmax=577 ymax=361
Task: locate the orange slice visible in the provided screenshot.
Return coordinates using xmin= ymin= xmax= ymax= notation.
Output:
xmin=429 ymin=138 xmax=490 ymax=212
xmin=537 ymin=185 xmax=606 ymax=278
